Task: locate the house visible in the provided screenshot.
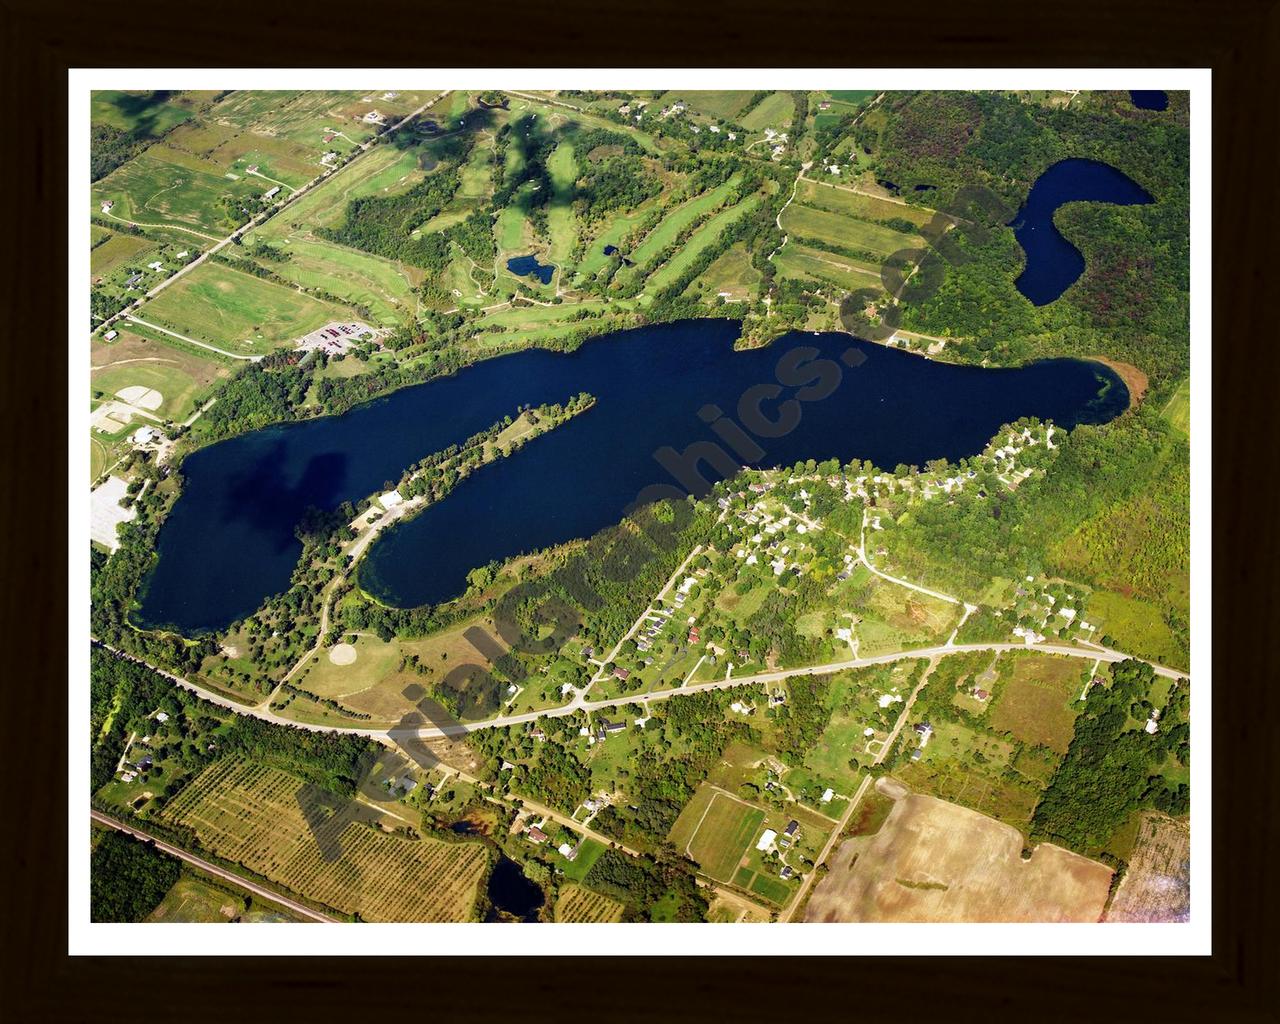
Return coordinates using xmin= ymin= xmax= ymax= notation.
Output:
xmin=246 ymin=164 xmax=260 ymax=173
xmin=971 ymin=688 xmax=990 ymax=702
xmin=601 ymin=718 xmax=626 ymax=734
xmin=780 ymin=865 xmax=794 ymax=879
xmin=558 ymin=842 xmax=578 ymax=860
xmin=820 ymin=788 xmax=834 ymax=803
xmin=755 ymin=829 xmax=778 ymax=851
xmin=154 ymin=711 xmax=170 ymax=724
xmin=125 ymin=273 xmax=143 ymax=289
xmin=263 ymin=186 xmax=282 ymax=200
xmin=910 ymin=748 xmax=924 ymax=762
xmin=527 ymin=826 xmax=548 ymax=844
xmin=783 ymin=820 xmax=800 ymax=839
xmin=612 ymin=667 xmax=630 ymax=681
xmin=530 ymin=726 xmax=546 ymax=741
xmin=379 ymin=489 xmax=403 ymax=510
xmin=103 ymin=330 xmax=118 ymax=341
xmin=818 ymin=100 xmax=832 ymax=110
xmin=100 ymin=200 xmax=114 ymax=213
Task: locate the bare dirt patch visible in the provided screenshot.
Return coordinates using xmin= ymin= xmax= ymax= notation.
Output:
xmin=328 ymin=643 xmax=358 ymax=666
xmin=805 ymin=792 xmax=1112 ymax=922
xmin=1105 ymin=813 xmax=1190 ymax=922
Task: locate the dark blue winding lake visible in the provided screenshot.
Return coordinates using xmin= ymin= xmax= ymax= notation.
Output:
xmin=136 ymin=320 xmax=1128 ymax=633
xmin=1009 ymin=158 xmax=1154 ymax=306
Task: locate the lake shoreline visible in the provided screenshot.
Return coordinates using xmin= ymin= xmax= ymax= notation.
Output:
xmin=1089 ymin=356 xmax=1147 ymax=409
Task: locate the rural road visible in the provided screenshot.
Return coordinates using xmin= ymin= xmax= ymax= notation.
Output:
xmin=90 ymin=810 xmax=336 ymax=922
xmin=97 ymin=635 xmax=1187 ymax=746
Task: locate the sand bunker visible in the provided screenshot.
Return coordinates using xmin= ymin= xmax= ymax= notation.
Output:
xmin=328 ymin=643 xmax=358 ymax=666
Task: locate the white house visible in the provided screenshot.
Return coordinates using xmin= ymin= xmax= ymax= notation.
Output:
xmin=755 ymin=829 xmax=778 ymax=852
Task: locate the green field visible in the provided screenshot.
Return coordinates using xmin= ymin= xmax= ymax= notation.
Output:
xmin=546 ymin=141 xmax=578 ymax=265
xmin=645 ymin=195 xmax=760 ymax=291
xmin=657 ymin=90 xmax=759 ymax=121
xmin=1087 ymin=590 xmax=1186 ymax=668
xmin=92 ymin=145 xmax=262 ymax=237
xmin=781 ymin=203 xmax=923 ymax=258
xmin=141 ymin=260 xmax=353 ymax=354
xmin=796 ymin=179 xmax=937 ymax=228
xmin=147 ymin=875 xmax=245 ymax=923
xmin=629 ymin=175 xmax=741 ymax=269
xmin=668 ymin=787 xmax=764 ymax=882
xmin=92 ymin=91 xmax=197 ymax=135
xmin=240 ymin=234 xmax=420 ymax=325
xmin=1161 ymin=378 xmax=1190 ymax=435
xmin=92 ymin=327 xmax=229 ymax=424
xmin=90 ymin=233 xmax=156 ymax=278
xmin=740 ymin=92 xmax=796 ymax=130
xmin=775 ymin=243 xmax=883 ymax=291
xmin=685 ymin=242 xmax=761 ymax=301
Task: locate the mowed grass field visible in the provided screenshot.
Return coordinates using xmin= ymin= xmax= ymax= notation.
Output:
xmin=739 ymin=92 xmax=795 ymax=130
xmin=141 ymin=260 xmax=352 ymax=353
xmin=645 ymin=194 xmax=761 ymax=292
xmin=668 ymin=786 xmax=764 ymax=883
xmin=780 ymin=203 xmax=924 ymax=258
xmin=987 ymin=652 xmax=1088 ymax=754
xmin=554 ymin=884 xmax=624 ymax=923
xmin=146 ymin=875 xmax=244 ymax=922
xmin=775 ymin=243 xmax=883 ymax=291
xmin=161 ymin=757 xmax=489 ymax=921
xmin=796 ymin=179 xmax=938 ymax=228
xmin=628 ymin=175 xmax=742 ymax=270
xmin=656 ymin=90 xmax=760 ymax=121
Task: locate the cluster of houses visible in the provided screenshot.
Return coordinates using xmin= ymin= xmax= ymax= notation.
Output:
xmin=909 ymin=721 xmax=934 ymax=762
xmin=727 ymin=488 xmax=820 ymax=580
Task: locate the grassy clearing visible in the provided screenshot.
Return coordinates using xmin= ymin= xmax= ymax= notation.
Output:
xmin=683 ymin=241 xmax=761 ymax=301
xmin=668 ymin=787 xmax=764 ymax=883
xmin=92 ymin=91 xmax=196 ymax=135
xmin=142 ymin=260 xmax=352 ymax=354
xmin=91 ymin=328 xmax=229 ymax=419
xmin=797 ymin=179 xmax=937 ymax=228
xmin=1160 ymin=378 xmax=1190 ymax=436
xmin=147 ymin=875 xmax=244 ymax=923
xmin=90 ymin=233 xmax=156 ymax=278
xmin=987 ymin=653 xmax=1088 ymax=754
xmin=162 ymin=757 xmax=488 ymax=921
xmin=657 ymin=90 xmax=759 ymax=121
xmin=240 ymin=233 xmax=419 ymax=325
xmin=775 ymin=243 xmax=884 ymax=292
xmin=1087 ymin=590 xmax=1185 ymax=668
xmin=781 ymin=203 xmax=923 ymax=258
xmin=646 ymin=195 xmax=761 ymax=291
xmin=740 ymin=92 xmax=795 ymax=130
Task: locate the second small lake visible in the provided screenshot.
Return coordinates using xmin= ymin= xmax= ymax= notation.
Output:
xmin=1009 ymin=158 xmax=1154 ymax=306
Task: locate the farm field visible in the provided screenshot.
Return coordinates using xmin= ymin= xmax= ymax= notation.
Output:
xmin=141 ymin=260 xmax=353 ymax=354
xmin=668 ymin=786 xmax=764 ymax=883
xmin=1104 ymin=813 xmax=1190 ymax=922
xmin=92 ymin=90 xmax=200 ymax=135
xmin=987 ymin=652 xmax=1089 ymax=753
xmin=161 ymin=757 xmax=489 ymax=921
xmin=796 ymin=179 xmax=937 ymax=228
xmin=90 ymin=232 xmax=157 ymax=279
xmin=780 ymin=203 xmax=923 ymax=258
xmin=657 ymin=90 xmax=759 ymax=121
xmin=805 ymin=791 xmax=1113 ymax=922
xmin=554 ymin=883 xmax=624 ymax=923
xmin=92 ymin=145 xmax=263 ymax=237
xmin=775 ymin=243 xmax=883 ymax=292
xmin=740 ymin=92 xmax=795 ymax=130
xmin=685 ymin=242 xmax=761 ymax=301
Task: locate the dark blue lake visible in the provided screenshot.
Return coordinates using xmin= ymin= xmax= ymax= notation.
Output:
xmin=1129 ymin=91 xmax=1168 ymax=111
xmin=506 ymin=254 xmax=554 ymax=285
xmin=1010 ymin=159 xmax=1154 ymax=306
xmin=484 ymin=855 xmax=544 ymax=922
xmin=136 ymin=320 xmax=1128 ymax=633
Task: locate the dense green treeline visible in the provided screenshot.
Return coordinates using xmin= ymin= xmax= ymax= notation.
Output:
xmin=90 ymin=831 xmax=182 ymax=921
